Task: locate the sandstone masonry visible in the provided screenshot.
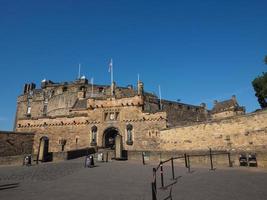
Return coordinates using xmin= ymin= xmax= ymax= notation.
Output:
xmin=13 ymin=77 xmax=255 ymax=155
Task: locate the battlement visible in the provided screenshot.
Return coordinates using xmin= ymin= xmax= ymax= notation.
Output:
xmin=87 ymin=96 xmax=144 ymax=109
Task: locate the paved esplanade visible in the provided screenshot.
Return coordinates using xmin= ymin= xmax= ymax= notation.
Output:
xmin=0 ymin=158 xmax=267 ymax=200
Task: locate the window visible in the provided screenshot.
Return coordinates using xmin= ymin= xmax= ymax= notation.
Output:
xmin=79 ymin=86 xmax=85 ymax=91
xmin=126 ymin=124 xmax=133 ymax=145
xmin=62 ymin=86 xmax=68 ymax=92
xmin=91 ymin=126 xmax=97 ymax=146
xmin=26 ymin=98 xmax=31 ymax=116
xmin=43 ymin=97 xmax=48 ymax=116
xmin=98 ymin=87 xmax=104 ymax=93
xmin=27 ymin=106 xmax=31 ymax=115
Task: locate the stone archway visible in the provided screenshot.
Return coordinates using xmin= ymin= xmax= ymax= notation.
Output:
xmin=103 ymin=127 xmax=119 ymax=149
xmin=103 ymin=127 xmax=122 ymax=159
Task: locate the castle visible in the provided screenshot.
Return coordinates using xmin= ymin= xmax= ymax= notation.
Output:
xmin=14 ymin=77 xmax=247 ymax=158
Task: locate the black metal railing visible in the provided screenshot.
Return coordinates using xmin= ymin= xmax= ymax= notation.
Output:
xmin=151 ymin=149 xmax=232 ymax=200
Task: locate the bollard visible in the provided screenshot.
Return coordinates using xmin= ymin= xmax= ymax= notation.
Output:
xmin=106 ymin=151 xmax=108 ymax=162
xmin=228 ymin=153 xmax=232 ymax=167
xmin=209 ymin=148 xmax=214 ymax=170
xmin=84 ymin=155 xmax=95 ymax=168
xmin=89 ymin=155 xmax=95 ymax=167
xmin=187 ymin=155 xmax=191 ymax=173
xmin=160 ymin=162 xmax=164 ymax=188
xmin=171 ymin=157 xmax=175 ymax=180
xmin=184 ymin=153 xmax=188 ymax=168
xmin=28 ymin=155 xmax=32 ymax=166
xmin=142 ymin=152 xmax=145 ymax=165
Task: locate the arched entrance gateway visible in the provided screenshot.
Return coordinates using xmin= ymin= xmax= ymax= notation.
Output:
xmin=103 ymin=127 xmax=119 ymax=148
xmin=103 ymin=127 xmax=122 ymax=159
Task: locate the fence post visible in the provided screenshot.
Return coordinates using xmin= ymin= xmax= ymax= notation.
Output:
xmin=171 ymin=157 xmax=175 ymax=180
xmin=184 ymin=153 xmax=188 ymax=168
xmin=228 ymin=152 xmax=232 ymax=167
xmin=187 ymin=155 xmax=191 ymax=173
xmin=152 ymin=167 xmax=157 ymax=200
xmin=151 ymin=182 xmax=157 ymax=200
xmin=160 ymin=162 xmax=164 ymax=188
xmin=153 ymin=167 xmax=157 ymax=192
xmin=209 ymin=148 xmax=214 ymax=170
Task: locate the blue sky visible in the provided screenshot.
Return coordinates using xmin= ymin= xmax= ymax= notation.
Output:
xmin=0 ymin=0 xmax=266 ymax=130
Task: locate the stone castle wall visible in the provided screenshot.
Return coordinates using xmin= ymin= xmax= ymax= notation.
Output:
xmin=0 ymin=131 xmax=34 ymax=157
xmin=160 ymin=110 xmax=267 ymax=151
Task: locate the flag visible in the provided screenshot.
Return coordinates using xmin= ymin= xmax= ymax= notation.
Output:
xmin=90 ymin=77 xmax=94 ymax=84
xmin=108 ymin=59 xmax=113 ymax=72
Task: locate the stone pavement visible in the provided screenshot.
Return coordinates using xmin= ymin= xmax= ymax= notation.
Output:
xmin=0 ymin=157 xmax=267 ymax=200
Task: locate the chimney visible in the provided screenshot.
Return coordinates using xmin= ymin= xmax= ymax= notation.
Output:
xmin=23 ymin=84 xmax=28 ymax=94
xmin=137 ymin=81 xmax=144 ymax=95
xmin=231 ymin=95 xmax=236 ymax=102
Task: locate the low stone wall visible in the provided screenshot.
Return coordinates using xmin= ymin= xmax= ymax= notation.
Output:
xmin=0 ymin=155 xmax=27 ymax=166
xmin=0 ymin=147 xmax=96 ymax=166
xmin=0 ymin=131 xmax=34 ymax=157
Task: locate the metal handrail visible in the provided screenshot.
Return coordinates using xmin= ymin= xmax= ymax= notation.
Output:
xmin=151 ymin=149 xmax=232 ymax=200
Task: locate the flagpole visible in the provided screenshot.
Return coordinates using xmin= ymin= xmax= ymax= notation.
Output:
xmin=78 ymin=64 xmax=81 ymax=79
xmin=159 ymin=85 xmax=162 ymax=110
xmin=109 ymin=58 xmax=114 ymax=96
xmin=111 ymin=59 xmax=113 ymax=85
xmin=91 ymin=78 xmax=94 ymax=97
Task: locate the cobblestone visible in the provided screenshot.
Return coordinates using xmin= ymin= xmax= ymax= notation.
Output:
xmin=0 ymin=158 xmax=267 ymax=200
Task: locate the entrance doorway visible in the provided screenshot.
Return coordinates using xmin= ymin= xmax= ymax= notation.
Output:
xmin=37 ymin=136 xmax=49 ymax=162
xmin=103 ymin=127 xmax=119 ymax=149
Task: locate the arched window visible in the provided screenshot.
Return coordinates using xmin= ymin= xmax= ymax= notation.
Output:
xmin=91 ymin=126 xmax=97 ymax=146
xmin=126 ymin=124 xmax=133 ymax=145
